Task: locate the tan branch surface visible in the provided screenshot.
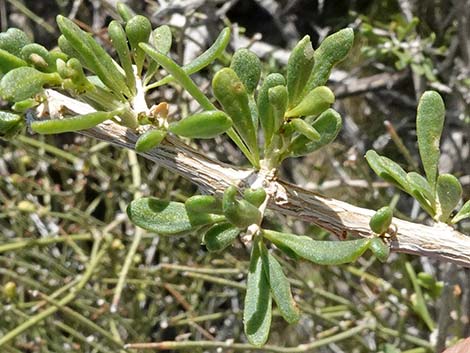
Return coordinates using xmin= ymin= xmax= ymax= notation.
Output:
xmin=43 ymin=90 xmax=470 ymax=267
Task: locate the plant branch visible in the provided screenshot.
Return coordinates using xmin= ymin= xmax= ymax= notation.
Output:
xmin=39 ymin=89 xmax=470 ymax=268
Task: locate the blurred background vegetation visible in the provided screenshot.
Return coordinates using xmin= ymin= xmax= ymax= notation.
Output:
xmin=0 ymin=0 xmax=469 ymax=352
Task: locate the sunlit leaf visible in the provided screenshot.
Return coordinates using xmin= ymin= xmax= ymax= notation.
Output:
xmin=0 ymin=67 xmax=61 ymax=102
xmin=0 ymin=28 xmax=31 ymax=57
xmin=223 ymin=186 xmax=261 ymax=229
xmin=185 ymin=195 xmax=223 ymax=215
xmin=285 ymin=86 xmax=334 ymax=118
xmin=244 ymin=239 xmax=272 ymax=346
xmin=212 ymin=68 xmax=258 ymax=157
xmin=369 ymin=238 xmax=390 ymax=263
xmin=57 ymin=15 xmax=131 ymax=98
xmin=31 ymin=111 xmax=113 ymax=135
xmin=243 ymin=188 xmax=267 ymax=208
xmin=436 ymin=174 xmax=462 ymax=222
xmin=169 ymin=110 xmax=232 ymax=139
xmin=289 ymin=118 xmax=321 ymax=141
xmin=260 ymin=243 xmax=300 ymax=324
xmin=135 ymin=129 xmax=166 ymax=152
xmin=416 ymin=90 xmax=445 ymax=191
xmin=125 ymin=15 xmax=152 ymax=74
xmin=451 ymin=200 xmax=470 ymax=224
xmin=0 ymin=111 xmax=23 ymax=138
xmin=203 ymin=222 xmax=240 ymax=252
xmin=262 ymin=229 xmax=370 ymax=265
xmin=286 ymin=35 xmax=315 ymax=108
xmin=230 ymin=49 xmax=261 ymax=95
xmin=289 ymin=108 xmax=342 ymax=157
xmin=365 ymin=150 xmax=410 ymax=192
xmin=127 ymin=198 xmax=225 ymax=235
xmin=257 ymin=73 xmax=285 ymax=148
xmin=369 ymin=206 xmax=392 ymax=234
xmin=407 ymin=172 xmax=435 ymax=208
xmin=151 ymin=27 xmax=230 ymax=88
xmin=0 ymin=48 xmax=27 ymax=73
xmin=305 ymin=28 xmax=354 ymax=90
xmin=108 ymin=20 xmax=136 ymax=92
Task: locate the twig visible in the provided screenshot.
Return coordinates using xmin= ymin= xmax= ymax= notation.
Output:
xmin=41 ymin=89 xmax=470 ymax=268
xmin=0 ymin=239 xmax=107 ymax=347
xmin=125 ymin=321 xmax=374 ymax=352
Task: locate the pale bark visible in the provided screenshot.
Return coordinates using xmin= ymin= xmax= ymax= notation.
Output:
xmin=41 ymin=89 xmax=470 ymax=267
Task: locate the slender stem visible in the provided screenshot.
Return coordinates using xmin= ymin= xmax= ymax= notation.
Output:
xmin=0 ymin=244 xmax=107 ymax=347
xmin=125 ymin=322 xmax=374 ymax=352
xmin=0 ymin=234 xmax=92 ymax=253
xmin=6 ymin=0 xmax=55 ymax=33
xmin=183 ymin=272 xmax=246 ymax=291
xmin=17 ymin=135 xmax=81 ymax=165
xmin=111 ymin=150 xmax=143 ymax=313
xmin=35 ymin=291 xmax=125 ymax=350
xmin=140 ymin=44 xmax=259 ymax=168
xmin=157 ymin=263 xmax=241 ymax=275
xmin=53 ymin=321 xmax=113 ymax=353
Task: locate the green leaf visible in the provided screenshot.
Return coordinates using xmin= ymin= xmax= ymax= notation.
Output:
xmin=369 ymin=238 xmax=390 ymax=263
xmin=223 ymin=186 xmax=262 ymax=229
xmin=125 ymin=15 xmax=152 ymax=74
xmin=365 ymin=150 xmax=410 ymax=192
xmin=56 ymin=15 xmax=131 ymax=99
xmin=288 ymin=108 xmax=342 ymax=157
xmin=145 ymin=25 xmax=173 ymax=81
xmin=369 ymin=206 xmax=393 ymax=234
xmin=203 ymin=222 xmax=240 ymax=252
xmin=289 ymin=118 xmax=320 ymax=141
xmin=305 ymin=28 xmax=354 ymax=91
xmin=151 ymin=25 xmax=172 ymax=54
xmin=57 ymin=58 xmax=94 ymax=94
xmin=416 ymin=90 xmax=445 ymax=191
xmin=243 ymin=188 xmax=267 ymax=208
xmin=0 ymin=67 xmax=62 ymax=102
xmin=436 ymin=174 xmax=462 ymax=222
xmin=135 ymin=129 xmax=167 ymax=152
xmin=116 ymin=2 xmax=136 ymax=22
xmin=285 ymin=86 xmax=334 ymax=118
xmin=230 ymin=49 xmax=261 ymax=95
xmin=140 ymin=42 xmax=214 ymax=110
xmin=406 ymin=172 xmax=436 ymax=216
xmin=407 ymin=172 xmax=435 ymax=209
xmin=141 ymin=42 xmax=258 ymax=168
xmin=0 ymin=111 xmax=23 ymax=138
xmin=212 ymin=68 xmax=258 ymax=158
xmin=30 ymin=111 xmax=113 ymax=134
xmin=451 ymin=200 xmax=470 ymax=224
xmin=262 ymin=229 xmax=371 ymax=265
xmin=286 ymin=35 xmax=315 ymax=108
xmin=20 ymin=43 xmax=56 ymax=72
xmin=0 ymin=28 xmax=31 ymax=57
xmin=150 ymin=27 xmax=230 ymax=88
xmin=0 ymin=48 xmax=27 ymax=73
xmin=244 ymin=239 xmax=272 ymax=346
xmin=168 ymin=110 xmax=232 ymax=139
xmin=127 ymin=198 xmax=225 ymax=235
xmin=185 ymin=195 xmax=223 ymax=215
xmin=58 ymin=35 xmax=85 ymax=65
xmin=12 ymin=98 xmax=38 ymax=113
xmin=108 ymin=20 xmax=136 ymax=93
xmin=257 ymin=73 xmax=286 ymax=148
xmin=267 ymin=84 xmax=288 ymax=135
xmin=260 ymin=244 xmax=300 ymax=324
